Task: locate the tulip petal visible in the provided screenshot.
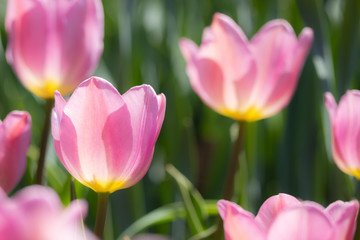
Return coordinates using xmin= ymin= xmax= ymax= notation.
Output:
xmin=261 ymin=27 xmax=313 ymax=118
xmin=218 ymin=200 xmax=266 ymax=240
xmin=249 ymin=20 xmax=299 ymax=115
xmin=255 ymin=193 xmax=301 ymax=230
xmin=198 ymin=13 xmax=256 ymax=112
xmin=333 ymin=91 xmax=360 ymax=177
xmin=6 ymin=0 xmax=47 ymax=82
xmin=0 ymin=111 xmax=31 ymax=193
xmin=326 ymin=200 xmax=359 ymax=240
xmin=268 ymin=206 xmax=335 ymax=240
xmin=60 ymin=77 xmax=130 ymax=192
xmin=156 ymin=94 xmax=166 ymax=139
xmin=118 ymin=85 xmax=161 ymax=189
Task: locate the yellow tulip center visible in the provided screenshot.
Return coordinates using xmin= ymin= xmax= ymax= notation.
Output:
xmin=220 ymin=106 xmax=264 ymax=122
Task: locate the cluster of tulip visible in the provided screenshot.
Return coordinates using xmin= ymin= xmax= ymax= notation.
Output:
xmin=1 ymin=0 xmax=359 ymax=239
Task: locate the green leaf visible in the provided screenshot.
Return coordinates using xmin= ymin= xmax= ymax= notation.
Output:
xmin=117 ymin=201 xmax=218 ymax=240
xmin=166 ymin=164 xmax=207 ymax=234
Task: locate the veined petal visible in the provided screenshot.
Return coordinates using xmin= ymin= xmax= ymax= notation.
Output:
xmin=268 ymin=206 xmax=335 ymax=240
xmin=0 ymin=111 xmax=31 ymax=193
xmin=218 ymin=200 xmax=266 ymax=240
xmin=255 ymin=193 xmax=301 ymax=230
xmin=117 ymin=85 xmax=160 ymax=188
xmin=326 ymin=200 xmax=359 ymax=240
xmin=60 ymin=77 xmax=127 ymax=190
xmin=333 ymin=91 xmax=360 ymax=177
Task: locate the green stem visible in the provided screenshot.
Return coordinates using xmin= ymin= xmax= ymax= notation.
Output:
xmin=94 ymin=192 xmax=110 ymax=239
xmin=213 ymin=121 xmax=246 ymax=240
xmin=222 ymin=121 xmax=247 ymax=200
xmin=70 ymin=177 xmax=77 ymax=201
xmin=35 ymin=98 xmax=54 ymax=185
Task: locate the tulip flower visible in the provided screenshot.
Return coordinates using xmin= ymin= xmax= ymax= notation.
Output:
xmin=51 ymin=76 xmax=166 ymax=193
xmin=0 ymin=185 xmax=97 ymax=240
xmin=5 ymin=0 xmax=104 ymax=99
xmin=180 ymin=13 xmax=313 ymax=122
xmin=325 ymin=91 xmax=360 ymax=179
xmin=218 ymin=194 xmax=359 ymax=240
xmin=0 ymin=111 xmax=31 ymax=193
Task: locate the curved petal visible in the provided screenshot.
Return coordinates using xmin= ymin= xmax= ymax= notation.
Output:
xmin=59 ymin=77 xmax=128 ymax=191
xmin=249 ymin=20 xmax=299 ymax=114
xmin=118 ymin=85 xmax=161 ymax=189
xmin=255 ymin=193 xmax=301 ymax=230
xmin=326 ymin=200 xmax=359 ymax=240
xmin=217 ymin=200 xmax=266 ymax=240
xmin=0 ymin=111 xmax=31 ymax=193
xmin=197 ymin=13 xmax=256 ymax=112
xmin=268 ymin=206 xmax=335 ymax=240
xmin=333 ymin=91 xmax=360 ymax=177
xmin=260 ymin=27 xmax=313 ymax=118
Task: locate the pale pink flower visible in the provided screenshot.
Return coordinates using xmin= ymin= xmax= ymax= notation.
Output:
xmin=180 ymin=13 xmax=313 ymax=121
xmin=51 ymin=77 xmax=166 ymax=193
xmin=325 ymin=91 xmax=360 ymax=179
xmin=5 ymin=0 xmax=104 ymax=98
xmin=218 ymin=194 xmax=359 ymax=240
xmin=0 ymin=185 xmax=96 ymax=240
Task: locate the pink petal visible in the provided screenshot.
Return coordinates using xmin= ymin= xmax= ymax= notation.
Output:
xmin=249 ymin=20 xmax=300 ymax=116
xmin=59 ymin=77 xmax=128 ymax=190
xmin=6 ymin=0 xmax=47 ymax=82
xmin=217 ymin=200 xmax=266 ymax=240
xmin=0 ymin=111 xmax=31 ymax=193
xmin=261 ymin=27 xmax=313 ymax=118
xmin=255 ymin=193 xmax=301 ymax=230
xmin=198 ymin=13 xmax=256 ymax=112
xmin=332 ymin=91 xmax=360 ymax=175
xmin=326 ymin=200 xmax=359 ymax=240
xmin=268 ymin=205 xmax=335 ymax=240
xmin=118 ymin=85 xmax=162 ymax=189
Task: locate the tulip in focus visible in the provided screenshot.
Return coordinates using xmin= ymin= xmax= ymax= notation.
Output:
xmin=5 ymin=0 xmax=104 ymax=98
xmin=0 ymin=185 xmax=97 ymax=240
xmin=51 ymin=77 xmax=166 ymax=193
xmin=180 ymin=13 xmax=313 ymax=121
xmin=0 ymin=111 xmax=31 ymax=193
xmin=218 ymin=194 xmax=359 ymax=240
xmin=325 ymin=90 xmax=360 ymax=179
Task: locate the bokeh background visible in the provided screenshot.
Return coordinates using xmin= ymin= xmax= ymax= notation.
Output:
xmin=0 ymin=0 xmax=360 ymax=239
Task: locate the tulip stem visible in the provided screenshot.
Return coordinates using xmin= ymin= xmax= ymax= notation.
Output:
xmin=35 ymin=98 xmax=54 ymax=185
xmin=94 ymin=192 xmax=109 ymax=239
xmin=70 ymin=177 xmax=77 ymax=201
xmin=222 ymin=121 xmax=247 ymax=200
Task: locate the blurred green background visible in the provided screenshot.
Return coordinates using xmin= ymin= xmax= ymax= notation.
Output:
xmin=0 ymin=0 xmax=360 ymax=239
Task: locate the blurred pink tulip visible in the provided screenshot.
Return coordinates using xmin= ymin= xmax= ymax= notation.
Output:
xmin=0 ymin=111 xmax=31 ymax=193
xmin=51 ymin=77 xmax=166 ymax=193
xmin=180 ymin=13 xmax=313 ymax=121
xmin=5 ymin=0 xmax=104 ymax=99
xmin=325 ymin=91 xmax=360 ymax=179
xmin=0 ymin=185 xmax=97 ymax=240
xmin=218 ymin=194 xmax=359 ymax=240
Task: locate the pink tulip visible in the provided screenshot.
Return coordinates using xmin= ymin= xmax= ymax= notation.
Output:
xmin=325 ymin=91 xmax=360 ymax=179
xmin=5 ymin=0 xmax=104 ymax=99
xmin=0 ymin=185 xmax=97 ymax=240
xmin=218 ymin=194 xmax=359 ymax=240
xmin=180 ymin=13 xmax=313 ymax=121
xmin=51 ymin=77 xmax=166 ymax=193
xmin=0 ymin=111 xmax=31 ymax=193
